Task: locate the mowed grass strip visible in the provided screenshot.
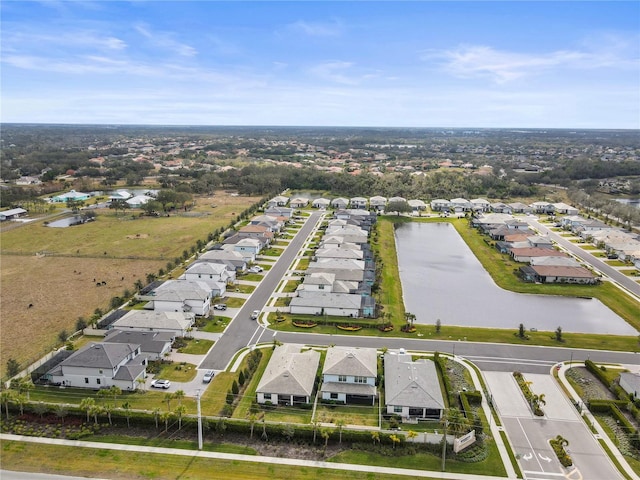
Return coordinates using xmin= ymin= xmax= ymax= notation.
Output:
xmin=1 ymin=441 xmax=417 ymax=480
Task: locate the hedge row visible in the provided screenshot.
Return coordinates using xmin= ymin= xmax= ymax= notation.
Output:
xmin=588 ymin=399 xmax=637 ymax=436
xmin=434 ymin=352 xmax=455 ymax=405
xmin=584 ymin=360 xmax=611 ymax=388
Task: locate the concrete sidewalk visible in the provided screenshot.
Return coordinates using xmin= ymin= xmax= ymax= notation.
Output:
xmin=0 ymin=433 xmax=511 ymax=480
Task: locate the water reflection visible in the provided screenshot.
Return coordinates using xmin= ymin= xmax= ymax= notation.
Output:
xmin=395 ymin=222 xmax=637 ymax=335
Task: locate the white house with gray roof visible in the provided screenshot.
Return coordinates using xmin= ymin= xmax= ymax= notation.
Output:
xmin=256 ymin=344 xmax=320 ymax=406
xmin=289 ymin=291 xmax=363 ymax=317
xmin=330 ymin=197 xmax=349 ymax=209
xmin=147 ymin=280 xmax=213 ymax=316
xmin=111 ymin=310 xmax=195 ymax=337
xmin=320 ymin=346 xmax=377 ymax=404
xmin=384 ymin=352 xmax=445 ymax=420
xmin=47 ymin=342 xmax=146 ymax=390
xmin=620 ymin=372 xmax=640 ymax=399
xmin=104 ymin=330 xmax=173 ymax=361
xmin=183 ymin=262 xmax=232 ymax=296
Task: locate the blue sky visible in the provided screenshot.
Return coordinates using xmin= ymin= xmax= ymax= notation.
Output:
xmin=1 ymin=1 xmax=639 ymax=128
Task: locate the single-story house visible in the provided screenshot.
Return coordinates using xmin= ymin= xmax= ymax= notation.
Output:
xmin=508 ymin=202 xmax=533 ymax=214
xmin=198 ymin=250 xmax=248 ymax=272
xmin=290 ymin=197 xmax=309 ymax=208
xmin=384 ymin=352 xmax=445 ymax=420
xmin=265 ymin=206 xmax=293 ymax=219
xmin=51 ymin=190 xmax=91 ymax=203
xmin=369 ymin=196 xmax=387 ymax=211
xmin=289 ymin=291 xmax=364 ymax=317
xmin=256 ymin=344 xmax=320 ymax=406
xmin=110 ymin=310 xmax=195 ymax=337
xmin=320 ymin=346 xmax=377 ymax=405
xmin=490 ymin=202 xmax=513 ymax=214
xmin=46 ymin=342 xmax=146 ymax=390
xmin=104 ymin=330 xmax=174 ymax=361
xmin=519 ymin=265 xmax=598 ymax=284
xmin=312 ymin=198 xmax=331 ymax=209
xmin=126 ymin=195 xmax=151 ymax=208
xmin=146 ymin=280 xmax=213 ymax=316
xmin=509 ymin=247 xmax=567 ymax=263
xmin=407 ymin=199 xmax=427 ymax=212
xmin=266 ymin=195 xmax=289 ymax=207
xmin=552 ymin=203 xmax=579 ymax=215
xmin=331 ymin=197 xmax=349 ymax=209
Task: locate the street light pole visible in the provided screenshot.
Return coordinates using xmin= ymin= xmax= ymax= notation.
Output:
xmin=196 ymin=389 xmax=203 ymax=450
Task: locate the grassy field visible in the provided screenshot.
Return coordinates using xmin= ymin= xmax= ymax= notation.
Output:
xmin=0 ymin=191 xmax=260 ymax=377
xmin=0 ymin=441 xmax=420 ymax=480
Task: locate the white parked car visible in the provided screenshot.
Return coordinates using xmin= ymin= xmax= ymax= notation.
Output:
xmin=202 ymin=370 xmax=215 ymax=383
xmin=250 ymin=310 xmax=260 ymax=320
xmin=248 ymin=266 xmax=263 ymax=273
xmin=151 ymin=379 xmax=171 ymax=389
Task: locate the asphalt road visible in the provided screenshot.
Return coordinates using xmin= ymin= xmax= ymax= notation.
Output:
xmin=523 ymin=216 xmax=640 ymax=298
xmin=199 ymin=211 xmax=324 ymax=370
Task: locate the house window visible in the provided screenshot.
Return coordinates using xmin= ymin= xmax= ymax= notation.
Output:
xmin=84 ymin=378 xmax=89 ymax=384
xmin=319 ymin=284 xmax=324 ymax=290
xmin=96 ymin=379 xmax=101 ymax=385
xmin=354 ymin=376 xmax=367 ymax=384
xmin=394 ymin=406 xmax=403 ymax=413
xmin=99 ymin=370 xmax=103 ymax=374
xmin=263 ymin=393 xmax=271 ymax=400
xmin=330 ymin=393 xmax=339 ymax=400
xmin=338 ymin=375 xmax=347 ymax=382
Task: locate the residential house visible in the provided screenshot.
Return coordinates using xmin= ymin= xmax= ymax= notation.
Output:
xmin=350 ymin=197 xmax=368 ymax=209
xmin=322 ymin=233 xmax=368 ymax=245
xmin=384 ymin=352 xmax=445 ymax=420
xmin=126 ymin=195 xmax=151 ymax=208
xmin=530 ymin=256 xmax=582 ymax=267
xmin=250 ymin=215 xmax=284 ymax=232
xmin=331 ymin=197 xmax=349 ymax=209
xmin=509 ymin=247 xmax=567 ymax=263
xmin=315 ymin=246 xmax=364 ymax=261
xmin=267 ymin=195 xmax=289 ymax=207
xmin=519 ymin=265 xmax=598 ymax=284
xmin=46 ymin=342 xmax=146 ymax=390
xmin=320 ymin=347 xmax=377 ymax=405
xmin=389 ymin=196 xmax=407 ymax=204
xmin=619 ymin=372 xmax=640 ymax=399
xmin=147 ymin=280 xmax=213 ymax=316
xmin=109 ymin=190 xmax=133 ymax=201
xmin=552 ymin=203 xmax=579 ymax=215
xmin=490 ymin=202 xmax=513 ymax=214
xmin=407 ymin=199 xmax=427 ymax=212
xmin=290 ymin=197 xmax=309 ymax=208
xmin=369 ymin=196 xmax=387 ymax=211
xmin=289 ymin=291 xmax=364 ymax=317
xmin=508 ymin=202 xmax=532 ymax=214
xmin=230 ymin=237 xmax=262 ymax=262
xmin=306 ymin=258 xmax=365 ymax=282
xmin=183 ymin=262 xmax=232 ymax=296
xmin=312 ymin=198 xmax=331 ymax=209
xmin=256 ymin=345 xmax=320 ymax=406
xmin=265 ymin=206 xmax=293 ymax=219
xmin=430 ymin=199 xmax=450 ymax=212
xmin=450 ymin=198 xmax=471 ymax=212
xmin=531 ymin=201 xmax=553 ymax=214
xmin=198 ymin=250 xmax=248 ymax=273
xmin=111 ymin=310 xmax=195 ymax=337
xmin=470 ymin=198 xmax=491 ymax=212
xmin=51 ymin=190 xmax=91 ymax=203
xmin=104 ymin=330 xmax=173 ymax=361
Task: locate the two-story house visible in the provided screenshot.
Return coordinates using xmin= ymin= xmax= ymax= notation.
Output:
xmin=320 ymin=346 xmax=377 ymax=405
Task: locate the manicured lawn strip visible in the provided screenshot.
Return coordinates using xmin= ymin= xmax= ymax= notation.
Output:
xmin=200 ymin=317 xmax=230 ymax=333
xmin=261 ymin=248 xmax=283 ymax=257
xmin=274 ymin=297 xmax=290 ymax=307
xmin=297 ymin=258 xmax=310 ymax=270
xmin=155 ymin=362 xmax=198 ymax=382
xmin=28 ymin=386 xmax=197 ymax=414
xmin=597 ymin=439 xmax=636 ymax=480
xmin=580 ymin=245 xmax=601 ymax=250
xmin=605 ymin=260 xmax=629 ymax=267
xmin=240 ymin=273 xmax=265 ymax=281
xmin=1 ymin=441 xmax=416 ymax=480
xmin=619 ymin=269 xmax=640 ymax=277
xmin=500 ymin=431 xmax=522 ymax=478
xmin=315 ymin=402 xmax=379 ymax=427
xmin=269 ymin=314 xmax=639 ymax=352
xmin=177 ymin=338 xmax=214 ymax=355
xmin=89 ymin=434 xmax=258 ymax=455
xmin=232 ymin=347 xmax=274 ymax=420
xmin=372 ymin=218 xmax=405 ymax=323
xmin=222 ymin=297 xmax=246 ymax=308
xmin=283 ymin=280 xmax=301 ymax=293
xmin=330 ymin=446 xmax=506 ymax=477
xmin=231 ymin=283 xmax=256 ymax=294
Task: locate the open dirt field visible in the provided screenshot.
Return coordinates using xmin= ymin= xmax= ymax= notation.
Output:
xmin=0 ymin=192 xmax=261 ymax=377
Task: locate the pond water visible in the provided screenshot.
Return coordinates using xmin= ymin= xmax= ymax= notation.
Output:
xmin=395 ymin=222 xmax=637 ymax=335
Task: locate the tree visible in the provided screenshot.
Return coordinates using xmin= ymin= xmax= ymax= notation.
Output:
xmin=160 ymin=411 xmax=173 ymax=433
xmin=404 ymin=312 xmax=416 ymax=329
xmin=320 ymin=428 xmax=331 ymax=452
xmin=371 ymin=430 xmax=380 ymax=446
xmin=109 ymin=199 xmax=128 ymax=216
xmin=407 ymin=430 xmax=418 ymax=443
xmin=390 ymin=433 xmax=402 ymax=449
xmin=281 ymin=423 xmax=295 ymax=442
xmin=15 ymin=376 xmax=34 ymax=401
xmin=32 ymin=401 xmax=48 ymax=419
xmin=445 ymin=408 xmax=470 ymax=436
xmin=164 ymin=392 xmax=175 ymax=411
xmin=435 ymin=319 xmax=441 ymax=334
xmin=174 ymin=390 xmax=185 ymax=406
xmin=13 ymin=393 xmax=27 ymax=416
xmin=387 ymin=200 xmax=412 ymax=216
xmin=336 ymin=419 xmax=345 ymax=444
xmin=121 ymin=402 xmax=131 ymax=428
xmin=555 ymin=326 xmax=563 ymax=343
xmin=518 ymin=323 xmax=526 ymax=339
xmin=6 ymin=358 xmax=20 ymax=378
xmin=175 ymin=405 xmax=187 ymax=430
xmin=232 ymin=380 xmax=239 ymax=395
xmin=1 ymin=389 xmax=14 ymax=420
xmin=153 ymin=407 xmax=161 ymax=429
xmin=80 ymin=398 xmax=96 ymax=423
xmin=249 ymin=413 xmax=258 ymax=439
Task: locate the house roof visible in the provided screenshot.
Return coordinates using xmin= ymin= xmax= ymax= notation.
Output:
xmin=530 ymin=256 xmax=581 ymax=267
xmin=315 ymin=248 xmax=363 ymax=260
xmin=105 ymin=330 xmax=174 ymax=354
xmin=510 ymin=247 xmax=567 ymax=258
xmin=320 ymin=381 xmax=377 ymax=396
xmin=309 ymin=258 xmax=365 ymax=271
xmin=200 ymin=250 xmax=246 ymax=262
xmin=290 ymin=292 xmax=362 ymax=310
xmin=113 ymin=310 xmax=195 ymax=331
xmin=303 ymin=272 xmax=335 ymax=285
xmin=529 ymin=265 xmax=595 ymax=278
xmin=384 ymin=353 xmax=445 ymax=410
xmin=256 ymin=345 xmax=320 ymax=397
xmin=186 ymin=262 xmax=228 ymax=276
xmin=407 ymin=199 xmax=426 ymax=207
xmin=620 ymin=372 xmax=640 ymax=393
xmin=323 ymin=346 xmax=377 ymax=377
xmin=58 ymin=342 xmax=140 ymax=369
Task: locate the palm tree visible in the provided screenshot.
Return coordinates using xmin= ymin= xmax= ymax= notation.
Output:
xmin=14 ymin=393 xmax=27 ymax=416
xmin=152 ymin=407 xmax=161 ymax=429
xmin=1 ymin=390 xmax=14 ymax=420
xmin=336 ymin=419 xmax=345 ymax=444
xmin=407 ymin=430 xmax=418 ymax=443
xmin=54 ymin=405 xmax=68 ymax=424
xmin=320 ymin=428 xmax=331 ymax=452
xmin=164 ymin=392 xmax=175 ymax=411
xmin=121 ymin=402 xmax=131 ymax=428
xmin=80 ymin=398 xmax=96 ymax=423
xmin=107 ymin=385 xmax=122 ymax=403
xmin=103 ymin=403 xmax=113 ymax=425
xmin=32 ymin=401 xmax=48 ymax=420
xmin=17 ymin=377 xmax=34 ymax=401
xmin=160 ymin=411 xmax=173 ymax=433
xmin=371 ymin=430 xmax=380 ymax=446
xmin=249 ymin=413 xmax=257 ymax=439
xmin=312 ymin=419 xmax=319 ymax=444
xmin=444 ymin=408 xmax=469 ymax=436
xmin=175 ymin=405 xmax=187 ymax=430
xmin=390 ymin=434 xmax=401 ymax=449
xmin=174 ymin=389 xmax=185 ymax=406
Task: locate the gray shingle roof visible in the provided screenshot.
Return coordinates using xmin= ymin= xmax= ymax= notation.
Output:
xmin=256 ymin=345 xmax=320 ymax=397
xmin=60 ymin=342 xmax=140 ymax=369
xmin=384 ymin=353 xmax=445 ymax=409
xmin=323 ymin=346 xmax=377 ymax=377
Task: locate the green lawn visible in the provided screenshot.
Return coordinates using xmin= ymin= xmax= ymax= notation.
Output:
xmin=240 ymin=273 xmax=264 ymax=281
xmin=315 ymin=402 xmax=379 ymax=427
xmin=296 ymin=258 xmax=310 ymax=270
xmin=200 ymin=317 xmax=230 ymax=333
xmin=261 ymin=248 xmax=283 ymax=257
xmin=177 ymin=338 xmax=214 ymax=355
xmin=155 ymin=362 xmax=198 ymax=382
xmin=230 ymin=284 xmax=256 ymax=294
xmin=222 ymin=297 xmax=246 ymax=308
xmin=1 ymin=441 xmax=417 ymax=480
xmin=282 ymin=280 xmax=301 ymax=293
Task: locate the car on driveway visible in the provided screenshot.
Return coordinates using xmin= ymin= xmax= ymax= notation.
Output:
xmin=248 ymin=266 xmax=263 ymax=273
xmin=250 ymin=310 xmax=260 ymax=320
xmin=151 ymin=379 xmax=171 ymax=389
xmin=213 ymin=304 xmax=227 ymax=310
xmin=203 ymin=370 xmax=215 ymax=383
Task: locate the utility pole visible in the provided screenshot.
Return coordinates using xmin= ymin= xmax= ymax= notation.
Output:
xmin=196 ymin=389 xmax=203 ymax=450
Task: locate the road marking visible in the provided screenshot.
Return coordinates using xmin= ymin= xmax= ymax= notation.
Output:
xmin=523 ymin=471 xmax=566 ymax=477
xmin=538 ymin=453 xmax=552 ymax=463
xmin=246 ymin=326 xmax=263 ymax=347
xmin=517 ymin=417 xmax=545 ymax=472
xmin=467 ymin=356 xmax=556 ymax=367
xmin=523 ymin=452 xmax=533 ymax=461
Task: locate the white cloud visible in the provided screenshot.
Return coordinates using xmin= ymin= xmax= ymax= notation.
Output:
xmin=307 ymin=61 xmax=360 ymax=85
xmin=135 ymin=23 xmax=197 ymax=57
xmin=425 ymin=43 xmax=638 ymax=84
xmin=287 ymin=20 xmax=343 ymax=37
